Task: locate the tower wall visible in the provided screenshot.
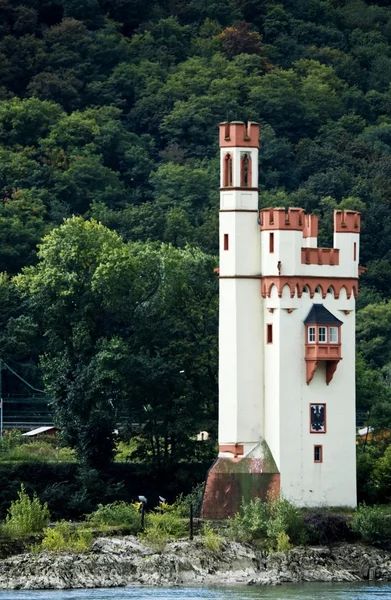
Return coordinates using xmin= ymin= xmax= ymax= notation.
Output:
xmin=218 ymin=122 xmax=263 ymax=452
xmin=201 ymin=122 xmax=280 ymax=519
xmin=260 ymin=207 xmax=359 ymax=507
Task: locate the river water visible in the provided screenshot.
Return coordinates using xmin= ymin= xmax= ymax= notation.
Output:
xmin=0 ymin=583 xmax=389 ymax=600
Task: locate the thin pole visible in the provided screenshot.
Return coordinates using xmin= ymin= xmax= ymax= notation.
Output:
xmin=189 ymin=503 xmax=194 ymax=540
xmin=141 ymin=502 xmax=145 ymax=532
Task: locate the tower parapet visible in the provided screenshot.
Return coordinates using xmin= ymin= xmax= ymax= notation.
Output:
xmin=259 ymin=207 xmax=305 ymax=231
xmin=334 ymin=210 xmax=361 ymax=233
xmin=219 ymin=121 xmax=259 ymax=148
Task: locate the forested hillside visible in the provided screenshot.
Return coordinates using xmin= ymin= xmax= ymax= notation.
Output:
xmin=1 ymin=0 xmax=391 ymax=497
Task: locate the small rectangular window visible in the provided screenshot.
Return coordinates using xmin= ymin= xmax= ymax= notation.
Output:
xmin=224 ymin=234 xmax=229 ymax=251
xmin=267 ymin=324 xmax=273 ymax=344
xmin=329 ymin=327 xmax=338 ymax=343
xmin=354 ymin=242 xmax=357 ymax=261
xmin=318 ymin=326 xmax=327 ymax=343
xmin=308 ymin=326 xmax=316 ymax=343
xmin=314 ymin=445 xmax=323 ymax=463
xmin=310 ymin=404 xmax=326 ymax=433
xmin=269 ymin=232 xmax=274 ymax=254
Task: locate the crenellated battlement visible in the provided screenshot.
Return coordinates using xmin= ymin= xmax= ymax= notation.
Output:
xmin=219 ymin=121 xmax=260 ymax=148
xmin=259 ymin=207 xmax=360 ymax=279
xmin=301 ymin=247 xmax=339 ymax=266
xmin=334 ymin=210 xmax=361 ymax=233
xmin=303 ymin=214 xmax=318 ymax=239
xmin=260 ymin=207 xmax=360 ymax=235
xmin=259 ymin=207 xmax=305 ymax=231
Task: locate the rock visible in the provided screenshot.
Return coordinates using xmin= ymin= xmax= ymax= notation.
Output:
xmin=0 ymin=539 xmax=391 ymax=590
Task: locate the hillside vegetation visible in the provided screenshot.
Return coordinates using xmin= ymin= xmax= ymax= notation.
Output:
xmin=0 ymin=0 xmax=391 ymax=500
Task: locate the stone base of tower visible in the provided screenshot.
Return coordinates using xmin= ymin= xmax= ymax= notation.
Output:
xmin=201 ymin=442 xmax=280 ymax=520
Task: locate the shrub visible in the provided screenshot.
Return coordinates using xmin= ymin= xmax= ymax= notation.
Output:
xmin=1 ymin=484 xmax=50 ymax=538
xmin=201 ymin=523 xmax=223 ymax=552
xmin=267 ymin=496 xmax=307 ymax=549
xmin=41 ymin=521 xmax=92 ymax=553
xmin=349 ymin=504 xmax=391 ymax=548
xmin=0 ymin=430 xmax=23 ymax=453
xmin=86 ymin=501 xmax=141 ymax=533
xmin=175 ymin=482 xmax=205 ymax=518
xmin=276 ymin=531 xmax=292 ymax=552
xmin=227 ymin=495 xmax=306 ymax=550
xmin=304 ymin=510 xmax=352 ymax=545
xmin=142 ymin=511 xmax=188 ymax=549
xmin=227 ymin=497 xmax=269 ymax=542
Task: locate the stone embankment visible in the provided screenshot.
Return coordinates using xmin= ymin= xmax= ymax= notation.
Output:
xmin=0 ymin=537 xmax=391 ymax=589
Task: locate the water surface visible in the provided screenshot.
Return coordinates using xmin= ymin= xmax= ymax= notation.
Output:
xmin=0 ymin=583 xmax=389 ymax=600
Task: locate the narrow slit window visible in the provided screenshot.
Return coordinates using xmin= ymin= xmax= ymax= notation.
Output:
xmin=241 ymin=153 xmax=251 ymax=187
xmin=267 ymin=324 xmax=273 ymax=344
xmin=224 ymin=154 xmax=233 ymax=187
xmin=354 ymin=242 xmax=357 ymax=261
xmin=318 ymin=326 xmax=327 ymax=343
xmin=314 ymin=445 xmax=323 ymax=463
xmin=329 ymin=327 xmax=338 ymax=343
xmin=224 ymin=233 xmax=229 ymax=251
xmin=308 ymin=326 xmax=316 ymax=343
xmin=269 ymin=232 xmax=274 ymax=254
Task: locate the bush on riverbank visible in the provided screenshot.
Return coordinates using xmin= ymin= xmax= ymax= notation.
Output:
xmin=1 ymin=485 xmax=50 ymax=538
xmin=304 ymin=510 xmax=354 ymax=545
xmin=142 ymin=508 xmax=188 ymax=549
xmin=86 ymin=501 xmax=142 ymax=534
xmin=201 ymin=523 xmax=223 ymax=552
xmin=227 ymin=495 xmax=307 ymax=550
xmin=349 ymin=504 xmax=391 ymax=548
xmin=41 ymin=521 xmax=93 ymax=553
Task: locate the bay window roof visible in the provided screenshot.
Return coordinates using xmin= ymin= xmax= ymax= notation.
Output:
xmin=304 ymin=304 xmax=342 ymax=326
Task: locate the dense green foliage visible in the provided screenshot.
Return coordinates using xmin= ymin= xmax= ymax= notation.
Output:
xmin=0 ymin=0 xmax=391 ymax=495
xmin=227 ymin=495 xmax=307 ymax=550
xmin=142 ymin=508 xmax=188 ymax=548
xmin=41 ymin=520 xmax=93 ymax=552
xmin=87 ymin=501 xmax=142 ymax=533
xmin=1 ymin=484 xmax=50 ymax=537
xmin=349 ymin=504 xmax=391 ymax=548
xmin=0 ymin=461 xmax=210 ymax=520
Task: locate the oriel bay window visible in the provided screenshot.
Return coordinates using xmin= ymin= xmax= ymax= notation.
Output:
xmin=304 ymin=304 xmax=343 ymax=385
xmin=307 ymin=325 xmax=339 ymax=344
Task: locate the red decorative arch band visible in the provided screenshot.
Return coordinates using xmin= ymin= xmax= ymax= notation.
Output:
xmin=260 ymin=276 xmax=358 ymax=300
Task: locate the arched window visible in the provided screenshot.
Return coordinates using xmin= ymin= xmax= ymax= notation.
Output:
xmin=241 ymin=153 xmax=251 ymax=187
xmin=224 ymin=153 xmax=233 ymax=187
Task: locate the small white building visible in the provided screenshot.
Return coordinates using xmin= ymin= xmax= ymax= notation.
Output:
xmin=201 ymin=122 xmax=359 ymax=518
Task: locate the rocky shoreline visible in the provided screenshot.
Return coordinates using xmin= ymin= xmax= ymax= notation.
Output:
xmin=0 ymin=537 xmax=390 ymax=590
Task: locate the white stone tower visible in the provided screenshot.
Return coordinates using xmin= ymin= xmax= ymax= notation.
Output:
xmin=201 ymin=122 xmax=360 ymax=518
xmin=218 ymin=121 xmax=263 ymax=458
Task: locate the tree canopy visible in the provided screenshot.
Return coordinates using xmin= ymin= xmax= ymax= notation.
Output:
xmin=0 ymin=0 xmax=391 ymax=482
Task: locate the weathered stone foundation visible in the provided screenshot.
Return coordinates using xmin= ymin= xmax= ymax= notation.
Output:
xmin=201 ymin=442 xmax=280 ymax=519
